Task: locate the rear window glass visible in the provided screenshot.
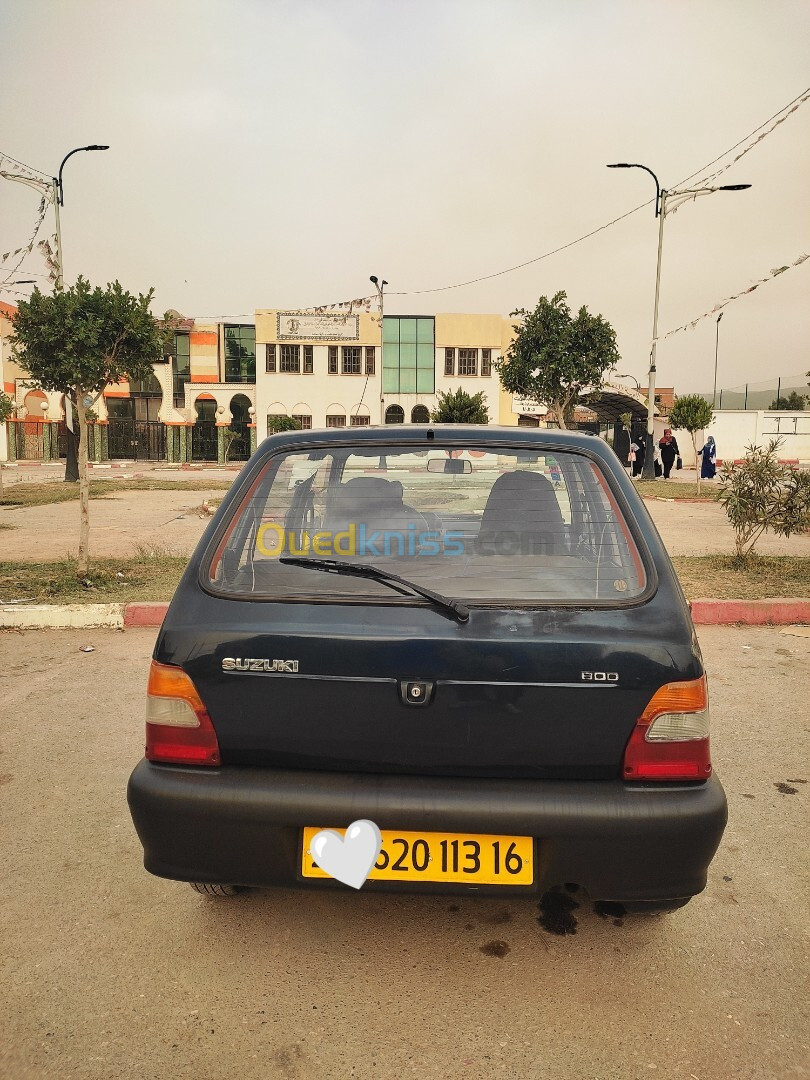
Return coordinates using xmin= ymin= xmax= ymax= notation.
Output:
xmin=207 ymin=445 xmax=647 ymax=604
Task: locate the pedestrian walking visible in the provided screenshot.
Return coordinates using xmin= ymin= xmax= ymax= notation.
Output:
xmin=658 ymin=428 xmax=680 ymax=479
xmin=653 ymin=442 xmax=662 ymax=477
xmin=630 ymin=439 xmax=645 ymax=477
xmin=700 ymin=435 xmax=717 ymax=480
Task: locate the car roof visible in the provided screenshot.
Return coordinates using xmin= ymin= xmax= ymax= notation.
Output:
xmin=258 ymin=425 xmax=603 ymax=452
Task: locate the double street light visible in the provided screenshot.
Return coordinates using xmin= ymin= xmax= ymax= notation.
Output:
xmin=607 ymin=163 xmax=750 ymax=478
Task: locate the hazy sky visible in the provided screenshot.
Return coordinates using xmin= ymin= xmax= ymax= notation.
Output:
xmin=2 ymin=0 xmax=808 ymax=394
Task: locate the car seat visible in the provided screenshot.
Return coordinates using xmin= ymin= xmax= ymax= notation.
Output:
xmin=478 ymin=471 xmax=568 ymax=555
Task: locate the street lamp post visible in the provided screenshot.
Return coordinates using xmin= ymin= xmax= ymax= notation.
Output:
xmin=606 ymin=163 xmax=750 ymax=478
xmin=52 ymin=145 xmax=109 ymax=287
xmin=611 ymin=371 xmax=641 ymax=391
xmin=370 ymin=275 xmax=388 ymax=424
xmin=712 ymin=312 xmax=723 ymax=408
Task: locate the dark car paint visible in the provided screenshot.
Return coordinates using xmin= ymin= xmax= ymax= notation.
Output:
xmin=128 ymin=426 xmax=727 ymax=900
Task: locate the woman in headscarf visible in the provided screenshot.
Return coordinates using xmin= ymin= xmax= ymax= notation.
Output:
xmin=658 ymin=428 xmax=680 ymax=479
xmin=700 ymin=435 xmax=717 ymax=479
xmin=629 ymin=438 xmax=645 ymax=477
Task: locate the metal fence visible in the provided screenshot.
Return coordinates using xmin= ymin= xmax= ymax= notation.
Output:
xmin=697 ymin=373 xmax=808 ymax=411
xmin=107 ymin=419 xmax=167 ymax=460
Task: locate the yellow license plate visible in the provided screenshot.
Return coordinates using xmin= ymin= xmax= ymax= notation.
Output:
xmin=301 ymin=828 xmax=534 ymax=886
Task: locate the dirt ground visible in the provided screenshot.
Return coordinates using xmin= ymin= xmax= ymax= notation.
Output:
xmin=0 ymin=625 xmax=808 ymax=1080
xmin=2 ymin=465 xmax=809 ymax=561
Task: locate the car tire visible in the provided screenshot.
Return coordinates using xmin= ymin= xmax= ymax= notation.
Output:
xmin=620 ymin=898 xmax=692 ymax=914
xmin=189 ymin=882 xmax=243 ymax=897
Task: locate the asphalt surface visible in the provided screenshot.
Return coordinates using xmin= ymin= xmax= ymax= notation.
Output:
xmin=1 ymin=626 xmax=808 ymax=1080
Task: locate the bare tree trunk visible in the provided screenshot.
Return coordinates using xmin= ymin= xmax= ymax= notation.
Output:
xmin=75 ymin=390 xmax=91 ymax=577
xmin=555 ymin=400 xmax=568 ymax=430
xmin=693 ymin=433 xmax=701 ymax=495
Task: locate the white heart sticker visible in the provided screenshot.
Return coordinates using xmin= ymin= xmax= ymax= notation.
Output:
xmin=309 ymin=819 xmax=383 ymax=890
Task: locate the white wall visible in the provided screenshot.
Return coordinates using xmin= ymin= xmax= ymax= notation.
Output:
xmin=664 ymin=411 xmax=810 ymax=467
xmin=707 ymin=411 xmax=810 ymax=462
xmin=254 ymin=344 xmax=503 ymax=439
xmin=255 ymin=344 xmax=382 ymax=439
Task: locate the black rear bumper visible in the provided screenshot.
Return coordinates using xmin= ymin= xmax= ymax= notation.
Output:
xmin=127 ymin=760 xmax=727 ymax=902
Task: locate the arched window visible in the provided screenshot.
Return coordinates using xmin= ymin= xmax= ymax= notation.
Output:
xmin=411 ymin=404 xmax=430 ymax=423
xmin=194 ymin=395 xmax=217 ymax=424
xmin=229 ymin=393 xmax=252 ymax=424
xmin=385 ymin=404 xmax=405 ymax=424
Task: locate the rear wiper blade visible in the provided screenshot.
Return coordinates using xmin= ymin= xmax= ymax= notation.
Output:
xmin=279 ymin=556 xmax=469 ymax=623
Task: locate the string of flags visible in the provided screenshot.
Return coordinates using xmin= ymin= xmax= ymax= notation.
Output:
xmin=303 ymin=294 xmax=378 ymax=315
xmin=696 ymin=89 xmax=810 ymax=187
xmin=0 ymin=194 xmax=51 ymax=289
xmin=662 ymin=252 xmax=809 ymax=339
xmin=37 ymin=236 xmax=60 ymax=283
xmin=0 ymin=150 xmax=51 ymax=186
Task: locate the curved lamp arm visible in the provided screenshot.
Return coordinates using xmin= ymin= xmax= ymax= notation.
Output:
xmin=56 ymin=145 xmax=109 ymax=206
xmin=606 ymin=162 xmax=662 ymax=216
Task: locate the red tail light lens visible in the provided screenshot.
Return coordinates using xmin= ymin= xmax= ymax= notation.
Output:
xmin=622 ymin=676 xmax=712 ymax=781
xmin=145 ymin=661 xmax=221 ymax=766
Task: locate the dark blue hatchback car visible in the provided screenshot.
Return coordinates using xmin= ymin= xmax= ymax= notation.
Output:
xmin=127 ymin=426 xmax=727 ymax=910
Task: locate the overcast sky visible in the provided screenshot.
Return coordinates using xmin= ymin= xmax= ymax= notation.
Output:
xmin=2 ymin=0 xmax=808 ymax=394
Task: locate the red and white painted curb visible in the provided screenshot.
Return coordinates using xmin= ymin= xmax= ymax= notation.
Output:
xmin=2 ymin=598 xmax=808 ymax=630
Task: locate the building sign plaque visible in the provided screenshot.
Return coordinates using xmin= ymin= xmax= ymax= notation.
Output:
xmin=511 ymin=396 xmax=548 ymax=416
xmin=276 ymin=313 xmax=359 ymax=341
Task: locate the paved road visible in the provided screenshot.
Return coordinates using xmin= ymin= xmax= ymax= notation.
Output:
xmin=1 ymin=626 xmax=808 ymax=1080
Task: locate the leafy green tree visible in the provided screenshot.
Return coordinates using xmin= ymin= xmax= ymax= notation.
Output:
xmin=10 ymin=278 xmax=170 ymax=576
xmin=667 ymin=394 xmax=714 ymax=493
xmin=430 ymin=388 xmax=489 ymax=424
xmin=718 ymin=439 xmax=810 ymax=562
xmin=0 ymin=390 xmax=14 ymax=501
xmin=769 ymin=391 xmax=806 ymax=411
xmin=497 ymin=291 xmax=620 ymax=428
xmin=267 ymin=415 xmax=301 ymax=433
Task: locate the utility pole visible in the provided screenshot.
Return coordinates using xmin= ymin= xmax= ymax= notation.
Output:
xmin=370 ymin=275 xmax=387 ymax=424
xmin=607 ymin=163 xmax=750 ymax=478
xmin=712 ymin=312 xmax=723 ymax=408
xmin=52 ymin=179 xmax=64 ymax=288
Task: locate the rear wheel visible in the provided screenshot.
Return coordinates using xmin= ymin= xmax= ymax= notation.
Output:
xmin=189 ymin=882 xmax=243 ymax=897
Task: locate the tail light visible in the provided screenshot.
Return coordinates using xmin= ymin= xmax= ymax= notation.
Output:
xmin=145 ymin=661 xmax=221 ymax=766
xmin=622 ymin=676 xmax=711 ymax=781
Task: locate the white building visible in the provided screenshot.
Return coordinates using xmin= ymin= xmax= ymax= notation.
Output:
xmin=254 ymin=309 xmax=517 ymax=439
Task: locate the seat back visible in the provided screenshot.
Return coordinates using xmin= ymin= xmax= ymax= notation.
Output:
xmin=478 ymin=471 xmax=567 ymax=555
xmin=324 ymin=476 xmax=409 ymax=536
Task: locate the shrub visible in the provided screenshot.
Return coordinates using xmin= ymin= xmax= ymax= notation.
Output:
xmin=717 ymin=439 xmax=810 ymax=561
xmin=430 ymin=388 xmax=489 ymax=424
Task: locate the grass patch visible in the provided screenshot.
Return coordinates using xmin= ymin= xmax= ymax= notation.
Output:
xmin=672 ymin=555 xmax=810 ymax=600
xmin=0 ymin=551 xmax=188 ymax=603
xmin=0 ymin=477 xmax=233 ymax=509
xmin=1 ymin=553 xmax=806 ymax=605
xmin=0 ymin=522 xmax=16 ymax=530
xmin=632 ymin=479 xmax=719 ymax=500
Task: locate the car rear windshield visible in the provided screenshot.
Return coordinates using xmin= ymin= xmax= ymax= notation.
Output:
xmin=206 ymin=444 xmax=648 ymax=604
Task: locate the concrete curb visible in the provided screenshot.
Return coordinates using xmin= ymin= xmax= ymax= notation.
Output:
xmin=689 ymin=598 xmax=810 ymax=626
xmin=3 ymin=598 xmax=808 ymax=630
xmin=0 ymin=603 xmax=124 ymax=629
xmin=123 ymin=602 xmax=170 ymax=628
